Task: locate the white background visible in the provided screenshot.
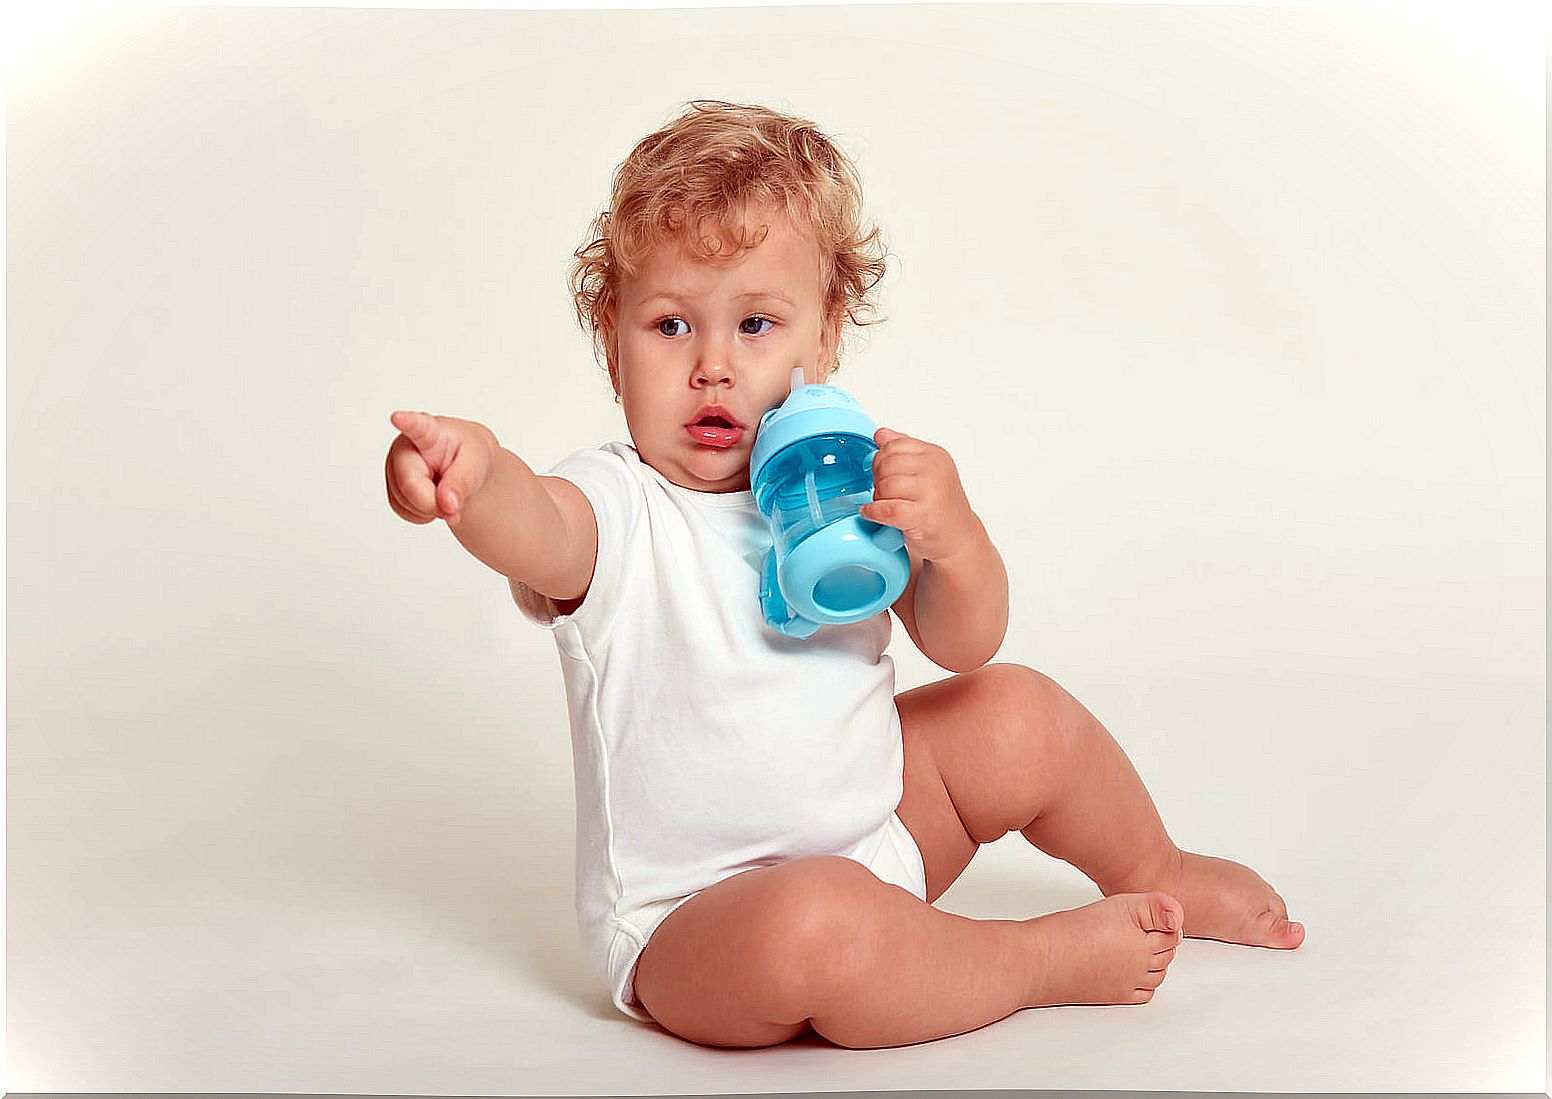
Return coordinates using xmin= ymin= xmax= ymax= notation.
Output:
xmin=5 ymin=1 xmax=1544 ymax=1092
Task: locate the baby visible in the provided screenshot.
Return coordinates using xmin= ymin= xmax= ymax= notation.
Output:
xmin=384 ymin=100 xmax=1304 ymax=1051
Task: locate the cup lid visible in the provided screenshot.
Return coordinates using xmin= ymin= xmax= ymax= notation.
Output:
xmin=749 ymin=378 xmax=878 ymax=488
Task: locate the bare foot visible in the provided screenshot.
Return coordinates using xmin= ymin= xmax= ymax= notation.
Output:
xmin=1020 ymin=892 xmax=1184 ymax=1007
xmin=1133 ymin=849 xmax=1305 ymax=949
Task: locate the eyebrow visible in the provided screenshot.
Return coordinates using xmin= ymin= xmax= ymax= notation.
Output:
xmin=638 ymin=289 xmax=795 ymax=308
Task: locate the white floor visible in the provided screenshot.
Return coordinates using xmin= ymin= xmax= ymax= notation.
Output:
xmin=7 ymin=670 xmax=1543 ymax=1094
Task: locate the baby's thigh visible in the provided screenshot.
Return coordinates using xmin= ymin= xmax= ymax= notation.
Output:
xmin=633 ymin=855 xmax=880 ymax=1048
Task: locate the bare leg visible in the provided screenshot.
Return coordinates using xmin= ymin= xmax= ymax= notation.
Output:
xmin=809 ymin=889 xmax=1184 ymax=1050
xmin=634 ymin=856 xmax=1183 ymax=1051
xmin=1020 ymin=681 xmax=1305 ymax=949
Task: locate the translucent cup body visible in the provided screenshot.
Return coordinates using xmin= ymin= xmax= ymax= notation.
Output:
xmin=753 ymin=433 xmax=877 ymax=562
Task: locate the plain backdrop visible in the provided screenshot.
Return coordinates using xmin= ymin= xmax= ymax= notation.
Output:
xmin=5 ymin=2 xmax=1544 ymax=1093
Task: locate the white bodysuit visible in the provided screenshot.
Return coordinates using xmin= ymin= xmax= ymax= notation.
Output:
xmin=511 ymin=440 xmax=927 ymax=1022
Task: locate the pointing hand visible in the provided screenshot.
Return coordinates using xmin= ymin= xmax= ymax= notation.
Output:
xmin=384 ymin=410 xmax=497 ymax=527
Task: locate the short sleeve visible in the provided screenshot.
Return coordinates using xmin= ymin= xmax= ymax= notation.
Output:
xmin=509 ymin=442 xmax=643 ymax=640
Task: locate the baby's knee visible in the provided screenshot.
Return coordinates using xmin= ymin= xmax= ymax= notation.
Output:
xmin=971 ymin=662 xmax=1084 ymax=763
xmin=978 ymin=661 xmax=1066 ymax=711
xmin=751 ymin=856 xmax=890 ymax=1002
xmin=757 ymin=856 xmax=879 ymax=943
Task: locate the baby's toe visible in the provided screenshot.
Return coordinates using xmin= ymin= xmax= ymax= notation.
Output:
xmin=1138 ymin=891 xmax=1183 ymax=934
xmin=1248 ymin=907 xmax=1306 ymax=949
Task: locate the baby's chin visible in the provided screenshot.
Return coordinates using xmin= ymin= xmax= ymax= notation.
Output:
xmin=641 ymin=439 xmax=752 ymax=494
xmin=676 ymin=465 xmax=752 ymax=493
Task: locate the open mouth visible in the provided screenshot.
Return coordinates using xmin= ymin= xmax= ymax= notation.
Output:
xmin=686 ymin=418 xmax=746 ymax=448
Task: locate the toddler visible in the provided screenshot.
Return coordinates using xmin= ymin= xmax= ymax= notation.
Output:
xmin=384 ymin=100 xmax=1303 ymax=1051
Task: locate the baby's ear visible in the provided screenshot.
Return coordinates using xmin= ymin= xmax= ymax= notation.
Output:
xmin=819 ymin=312 xmax=842 ymax=371
xmin=601 ymin=311 xmax=622 ymax=389
xmin=605 ymin=355 xmax=621 ymax=399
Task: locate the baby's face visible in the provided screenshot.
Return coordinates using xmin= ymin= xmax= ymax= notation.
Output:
xmin=610 ymin=205 xmax=841 ymax=494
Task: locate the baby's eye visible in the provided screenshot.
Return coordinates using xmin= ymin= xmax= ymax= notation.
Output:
xmin=657 ymin=317 xmax=689 ymax=338
xmin=741 ymin=315 xmax=775 ymax=336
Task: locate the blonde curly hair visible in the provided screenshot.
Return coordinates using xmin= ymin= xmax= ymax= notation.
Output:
xmin=569 ymin=100 xmax=889 ymax=401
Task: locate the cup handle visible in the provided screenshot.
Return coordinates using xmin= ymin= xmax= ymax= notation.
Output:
xmin=869 ymin=521 xmax=906 ymax=554
xmin=760 ymin=546 xmax=820 ymax=638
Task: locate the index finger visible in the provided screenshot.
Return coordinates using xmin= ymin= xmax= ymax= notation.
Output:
xmin=391 ymin=411 xmax=446 ymax=448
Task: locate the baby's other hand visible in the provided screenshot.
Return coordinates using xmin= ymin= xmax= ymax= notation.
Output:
xmin=857 ymin=427 xmax=983 ymax=563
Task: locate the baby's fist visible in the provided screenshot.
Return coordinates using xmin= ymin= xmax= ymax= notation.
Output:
xmin=385 ymin=410 xmax=495 ymax=526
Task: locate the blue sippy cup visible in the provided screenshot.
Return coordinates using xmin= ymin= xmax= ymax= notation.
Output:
xmin=749 ymin=368 xmax=910 ymax=639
